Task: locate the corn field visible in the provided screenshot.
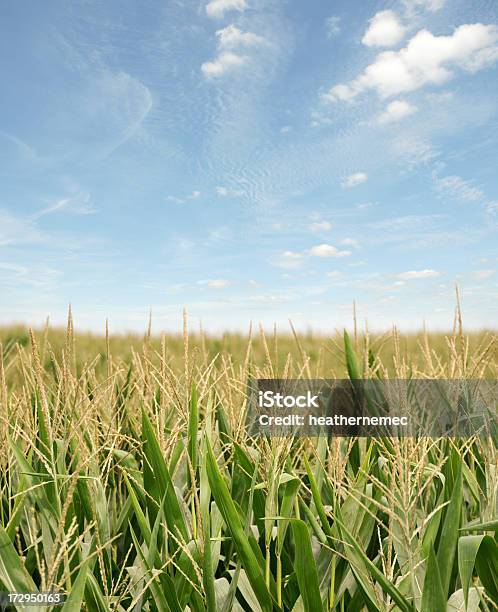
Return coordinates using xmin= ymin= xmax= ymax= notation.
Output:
xmin=0 ymin=317 xmax=497 ymax=611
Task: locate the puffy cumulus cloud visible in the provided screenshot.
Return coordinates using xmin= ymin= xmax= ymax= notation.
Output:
xmin=202 ymin=25 xmax=266 ymax=78
xmin=342 ymin=172 xmax=368 ymax=188
xmin=362 ymin=11 xmax=406 ymax=48
xmin=206 ymin=0 xmax=247 ymax=19
xmin=216 ymin=25 xmax=266 ymax=49
xmin=308 ymin=244 xmax=351 ymax=258
xmin=398 ymin=269 xmax=441 ymax=279
xmin=378 ymin=99 xmax=418 ymax=123
xmin=324 ymin=23 xmax=498 ymax=102
xmin=201 ymin=51 xmax=246 ymax=77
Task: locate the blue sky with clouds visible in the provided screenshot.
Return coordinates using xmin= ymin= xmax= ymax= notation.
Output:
xmin=1 ymin=0 xmax=498 ymax=332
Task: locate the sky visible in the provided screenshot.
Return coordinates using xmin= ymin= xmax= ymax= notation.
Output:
xmin=1 ymin=0 xmax=498 ymax=333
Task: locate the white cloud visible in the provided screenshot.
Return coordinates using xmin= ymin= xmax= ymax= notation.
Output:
xmin=326 ymin=16 xmax=341 ymax=39
xmin=166 ymin=190 xmax=200 ymax=203
xmin=0 ymin=262 xmax=61 ymax=290
xmin=206 ymin=0 xmax=247 ymax=19
xmin=403 ymin=0 xmax=446 ymax=13
xmin=0 ymin=262 xmax=28 ymax=275
xmin=200 ymin=279 xmax=231 ymax=288
xmin=486 ymin=201 xmax=498 ymax=215
xmin=398 ymin=269 xmax=441 ymax=279
xmin=309 ymin=221 xmax=332 ymax=232
xmin=216 ymin=186 xmax=244 ymax=197
xmin=277 ymin=250 xmax=305 ymax=269
xmin=202 ymin=25 xmax=266 ymax=79
xmin=32 ymin=193 xmax=96 ymax=219
xmin=378 ymin=99 xmax=418 ymax=123
xmin=216 ymin=25 xmax=266 ymax=49
xmin=473 ymin=269 xmax=495 ymax=279
xmin=435 ymin=174 xmax=483 ymax=202
xmin=280 ymin=126 xmax=292 ymax=134
xmin=362 ymin=11 xmax=406 ymax=48
xmin=324 ymin=23 xmax=498 ymax=101
xmin=327 ymin=270 xmax=342 ymax=278
xmin=342 ymin=172 xmax=368 ymax=188
xmin=282 ymin=250 xmax=303 ymax=260
xmin=0 ymin=210 xmax=44 ymax=246
xmin=341 ymin=237 xmax=360 ymax=248
xmin=201 ymin=52 xmax=246 ymax=78
xmin=73 ymin=71 xmax=153 ymax=157
xmin=249 ymin=293 xmax=292 ymax=303
xmin=309 ymin=244 xmax=351 ymax=258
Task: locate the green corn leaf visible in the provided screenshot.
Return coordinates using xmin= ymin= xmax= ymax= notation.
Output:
xmin=130 ymin=527 xmax=175 ymax=612
xmin=63 ymin=559 xmax=92 ymax=611
xmin=421 ymin=546 xmax=445 ymax=612
xmin=290 ymin=519 xmax=324 ymax=612
xmin=474 ymin=536 xmax=498 ymax=602
xmin=277 ymin=474 xmax=300 ymax=555
xmin=303 ymin=455 xmax=333 ymax=538
xmin=0 ymin=524 xmax=38 ymax=594
xmin=335 ymin=515 xmax=412 ymax=612
xmin=437 ymin=461 xmax=462 ymax=597
xmin=205 ymin=436 xmax=273 ymax=612
xmin=460 ymin=519 xmax=498 ymax=532
xmin=343 ymin=330 xmax=361 ymax=380
xmin=458 ymin=534 xmax=485 ymax=609
xmin=141 ymin=408 xmax=188 ymax=540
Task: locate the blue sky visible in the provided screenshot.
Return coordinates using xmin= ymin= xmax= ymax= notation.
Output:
xmin=1 ymin=0 xmax=498 ymax=332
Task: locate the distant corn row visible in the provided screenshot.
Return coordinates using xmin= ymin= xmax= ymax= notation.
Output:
xmin=0 ymin=316 xmax=497 ymax=611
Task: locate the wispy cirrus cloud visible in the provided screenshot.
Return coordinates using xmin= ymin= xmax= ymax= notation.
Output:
xmin=198 ymin=278 xmax=231 ymax=288
xmin=216 ymin=186 xmax=244 ymax=197
xmin=398 ymin=269 xmax=441 ymax=279
xmin=325 ymin=16 xmax=341 ymax=39
xmin=0 ymin=210 xmax=44 ymax=247
xmin=403 ymin=0 xmax=446 ymax=13
xmin=32 ymin=192 xmax=96 ymax=219
xmin=434 ymin=174 xmax=484 ymax=202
